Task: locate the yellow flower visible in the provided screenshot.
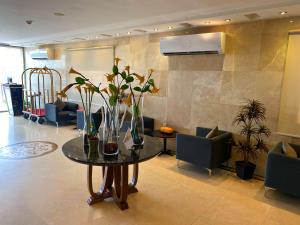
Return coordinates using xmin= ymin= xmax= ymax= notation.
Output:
xmin=151 ymin=85 xmax=160 ymax=94
xmin=83 ymin=86 xmax=88 ymax=94
xmin=149 ymin=68 xmax=154 ymax=75
xmin=75 ymin=85 xmax=82 ymax=93
xmin=123 ymin=93 xmax=132 ymax=106
xmin=125 ymin=65 xmax=130 ymax=73
xmin=69 ymin=67 xmax=82 ymax=76
xmin=101 ymin=87 xmax=109 ymax=95
xmin=133 ymin=74 xmax=145 ymax=85
xmin=114 ymin=57 xmax=121 ymax=66
xmin=106 ymin=74 xmax=115 ymax=82
xmin=57 ymin=91 xmax=67 ymax=98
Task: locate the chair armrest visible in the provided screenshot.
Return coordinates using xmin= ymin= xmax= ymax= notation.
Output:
xmin=210 ymin=132 xmax=232 ymax=167
xmin=176 ymin=134 xmax=212 ymax=167
xmin=45 ymin=103 xmax=58 ymax=122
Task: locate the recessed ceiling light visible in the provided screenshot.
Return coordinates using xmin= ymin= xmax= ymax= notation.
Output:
xmin=168 ymin=26 xmax=172 ymax=30
xmin=127 ymin=31 xmax=131 ymax=35
xmin=289 ymin=20 xmax=294 ymax=23
xmin=280 ymin=11 xmax=287 ymax=15
xmin=54 ymin=12 xmax=64 ymax=16
xmin=204 ymin=21 xmax=211 ymax=25
xmin=25 ymin=20 xmax=33 ymax=25
xmin=154 ymin=28 xmax=158 ymax=31
xmin=225 ymin=19 xmax=231 ymax=22
xmin=116 ymin=33 xmax=120 ymax=36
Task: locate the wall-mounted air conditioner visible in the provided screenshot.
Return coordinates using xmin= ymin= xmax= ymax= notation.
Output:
xmin=160 ymin=32 xmax=225 ymax=55
xmin=30 ymin=48 xmax=55 ymax=60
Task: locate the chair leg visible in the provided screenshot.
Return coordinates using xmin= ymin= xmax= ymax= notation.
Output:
xmin=56 ymin=122 xmax=59 ymax=127
xmin=265 ymin=186 xmax=276 ymax=191
xmin=177 ymin=160 xmax=181 ymax=168
xmin=206 ymin=168 xmax=212 ymax=176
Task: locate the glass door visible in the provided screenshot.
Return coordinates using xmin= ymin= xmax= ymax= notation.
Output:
xmin=0 ymin=46 xmax=24 ymax=112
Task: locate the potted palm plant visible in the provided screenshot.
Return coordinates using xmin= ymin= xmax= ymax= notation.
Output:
xmin=233 ymin=99 xmax=271 ymax=180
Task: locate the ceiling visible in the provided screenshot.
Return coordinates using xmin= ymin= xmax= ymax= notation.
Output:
xmin=0 ymin=0 xmax=300 ymax=46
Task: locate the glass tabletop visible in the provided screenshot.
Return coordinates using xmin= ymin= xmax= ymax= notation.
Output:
xmin=62 ymin=134 xmax=162 ymax=166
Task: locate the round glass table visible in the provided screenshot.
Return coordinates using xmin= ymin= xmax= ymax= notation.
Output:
xmin=62 ymin=134 xmax=162 ymax=210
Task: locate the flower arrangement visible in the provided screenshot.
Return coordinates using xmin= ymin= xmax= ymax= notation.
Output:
xmin=58 ymin=57 xmax=159 ymax=153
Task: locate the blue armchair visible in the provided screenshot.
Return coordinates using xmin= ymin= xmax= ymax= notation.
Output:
xmin=45 ymin=102 xmax=78 ymax=126
xmin=176 ymin=127 xmax=232 ymax=175
xmin=265 ymin=142 xmax=300 ymax=197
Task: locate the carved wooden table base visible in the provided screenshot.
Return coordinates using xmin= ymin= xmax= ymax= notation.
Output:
xmin=87 ymin=163 xmax=139 ymax=210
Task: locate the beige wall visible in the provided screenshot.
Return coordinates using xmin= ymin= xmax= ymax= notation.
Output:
xmin=25 ymin=17 xmax=300 ymax=176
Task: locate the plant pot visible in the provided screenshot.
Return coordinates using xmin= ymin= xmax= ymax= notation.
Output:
xmin=88 ymin=137 xmax=99 ymax=159
xmin=235 ymin=161 xmax=256 ymax=180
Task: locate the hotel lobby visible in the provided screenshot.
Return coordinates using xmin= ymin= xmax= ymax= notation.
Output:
xmin=0 ymin=0 xmax=300 ymax=224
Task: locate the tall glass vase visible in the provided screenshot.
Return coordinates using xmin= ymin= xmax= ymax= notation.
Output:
xmin=83 ymin=111 xmax=92 ymax=154
xmin=102 ymin=103 xmax=120 ymax=156
xmin=131 ymin=96 xmax=144 ymax=146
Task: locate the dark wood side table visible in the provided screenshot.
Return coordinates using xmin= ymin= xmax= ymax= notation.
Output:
xmin=151 ymin=130 xmax=177 ymax=156
xmin=62 ymin=134 xmax=162 ymax=210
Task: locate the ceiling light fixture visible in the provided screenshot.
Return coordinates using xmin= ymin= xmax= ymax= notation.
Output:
xmin=154 ymin=28 xmax=158 ymax=31
xmin=116 ymin=33 xmax=120 ymax=36
xmin=25 ymin=20 xmax=33 ymax=25
xmin=168 ymin=26 xmax=172 ymax=30
xmin=127 ymin=31 xmax=131 ymax=35
xmin=280 ymin=11 xmax=287 ymax=15
xmin=204 ymin=21 xmax=211 ymax=25
xmin=225 ymin=19 xmax=231 ymax=22
xmin=54 ymin=12 xmax=65 ymax=16
xmin=289 ymin=20 xmax=294 ymax=23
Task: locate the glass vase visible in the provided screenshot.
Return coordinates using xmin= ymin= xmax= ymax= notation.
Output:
xmin=131 ymin=96 xmax=144 ymax=146
xmin=102 ymin=103 xmax=120 ymax=156
xmin=83 ymin=111 xmax=92 ymax=154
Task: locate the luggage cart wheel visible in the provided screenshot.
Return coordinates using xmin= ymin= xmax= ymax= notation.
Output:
xmin=38 ymin=118 xmax=44 ymax=124
xmin=23 ymin=113 xmax=29 ymax=119
xmin=30 ymin=116 xmax=37 ymax=122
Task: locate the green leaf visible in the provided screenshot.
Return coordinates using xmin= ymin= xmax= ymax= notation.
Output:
xmin=112 ymin=65 xmax=119 ymax=75
xmin=121 ymin=84 xmax=129 ymax=90
xmin=109 ymin=84 xmax=118 ymax=94
xmin=142 ymin=84 xmax=150 ymax=92
xmin=147 ymin=78 xmax=154 ymax=86
xmin=126 ymin=76 xmax=134 ymax=83
xmin=133 ymin=86 xmax=142 ymax=92
xmin=120 ymin=71 xmax=127 ymax=79
xmin=75 ymin=77 xmax=85 ymax=84
xmin=93 ymin=86 xmax=100 ymax=93
xmin=109 ymin=95 xmax=117 ymax=106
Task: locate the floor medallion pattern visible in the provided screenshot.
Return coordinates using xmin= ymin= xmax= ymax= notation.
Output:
xmin=0 ymin=141 xmax=58 ymax=159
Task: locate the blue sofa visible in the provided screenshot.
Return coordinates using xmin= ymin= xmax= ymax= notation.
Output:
xmin=45 ymin=102 xmax=78 ymax=126
xmin=176 ymin=127 xmax=232 ymax=175
xmin=265 ymin=142 xmax=300 ymax=197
